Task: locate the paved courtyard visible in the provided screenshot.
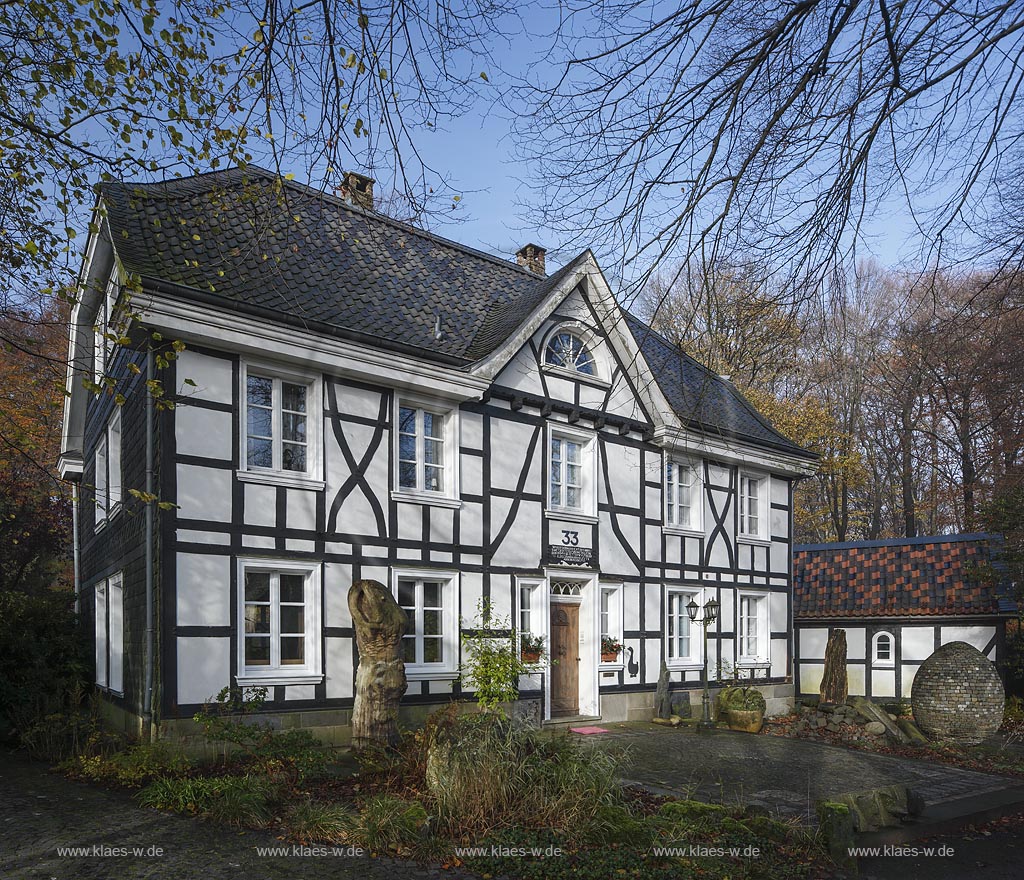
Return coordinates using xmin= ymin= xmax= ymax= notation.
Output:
xmin=589 ymin=722 xmax=1024 ymax=823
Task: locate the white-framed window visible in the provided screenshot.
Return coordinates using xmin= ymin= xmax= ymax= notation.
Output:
xmin=107 ymin=409 xmax=122 ymax=512
xmin=393 ymin=569 xmax=458 ymax=678
xmin=108 ymin=574 xmax=124 ymax=693
xmin=94 ymin=581 xmax=108 ymax=687
xmin=666 ymin=587 xmax=701 ymax=666
xmin=518 ymin=578 xmax=544 ymax=637
xmin=738 ymin=471 xmax=768 ymax=540
xmin=239 ymin=361 xmax=322 ymax=487
xmin=94 ymin=435 xmax=108 ymax=528
xmin=600 ymin=583 xmax=623 ymax=665
xmin=547 ymin=423 xmax=597 ymax=518
xmin=393 ymin=396 xmax=460 ymax=504
xmin=237 ymin=558 xmax=322 ymax=684
xmin=544 ymin=329 xmax=597 ymax=376
xmin=872 ymin=631 xmax=895 ymax=668
xmin=738 ymin=592 xmax=770 ymax=664
xmin=92 ymin=270 xmax=119 ymax=383
xmin=665 ymin=456 xmax=702 ymax=530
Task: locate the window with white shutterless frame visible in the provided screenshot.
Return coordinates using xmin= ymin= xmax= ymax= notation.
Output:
xmin=393 ymin=394 xmax=460 ymax=504
xmin=517 ymin=578 xmax=545 ymax=640
xmin=107 ymin=408 xmax=122 ymax=513
xmin=236 ymin=558 xmax=322 ymax=685
xmin=599 ymin=583 xmax=624 ymax=666
xmin=393 ymin=569 xmax=459 ymax=678
xmin=738 ymin=470 xmax=769 ymax=541
xmin=872 ymin=631 xmax=895 ymax=668
xmin=94 ymin=435 xmax=108 ymax=529
xmin=664 ymin=455 xmax=702 ymax=531
xmin=239 ymin=361 xmax=322 ymax=486
xmin=546 ymin=422 xmax=597 ymax=519
xmin=737 ymin=591 xmax=770 ymax=665
xmin=665 ymin=586 xmax=702 ymax=667
xmin=94 ymin=581 xmax=108 ymax=687
xmin=107 ymin=573 xmax=124 ymax=693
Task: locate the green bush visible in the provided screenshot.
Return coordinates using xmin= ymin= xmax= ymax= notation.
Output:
xmin=138 ymin=775 xmax=277 ymax=826
xmin=19 ymin=706 xmax=123 ymax=763
xmin=285 ymin=800 xmax=358 ymax=844
xmin=355 ymin=795 xmax=428 ymax=852
xmin=70 ymin=742 xmax=194 ymax=787
xmin=193 ymin=686 xmax=328 ymax=781
xmin=460 ymin=600 xmax=534 ymax=712
xmin=425 ymin=711 xmax=623 ymax=838
xmin=0 ymin=592 xmax=89 ymax=744
xmin=717 ymin=686 xmax=767 ymax=715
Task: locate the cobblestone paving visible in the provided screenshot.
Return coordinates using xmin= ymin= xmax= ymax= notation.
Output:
xmin=0 ymin=752 xmax=474 ymax=880
xmin=590 ymin=723 xmax=1024 ymax=823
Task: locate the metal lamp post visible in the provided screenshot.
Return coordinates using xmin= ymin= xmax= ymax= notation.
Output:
xmin=687 ymin=596 xmax=720 ymax=731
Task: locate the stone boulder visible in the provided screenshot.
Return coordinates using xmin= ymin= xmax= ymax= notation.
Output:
xmin=825 ymin=784 xmax=924 ymax=833
xmin=911 ymin=641 xmax=1005 ymax=745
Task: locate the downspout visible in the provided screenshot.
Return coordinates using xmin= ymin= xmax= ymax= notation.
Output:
xmin=143 ymin=345 xmax=155 ymax=739
xmin=72 ymin=489 xmax=81 ymax=615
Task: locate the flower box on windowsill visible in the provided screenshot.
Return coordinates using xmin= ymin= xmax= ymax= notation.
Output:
xmin=601 ymin=651 xmax=620 ymax=663
xmin=521 ymin=650 xmax=542 ymax=664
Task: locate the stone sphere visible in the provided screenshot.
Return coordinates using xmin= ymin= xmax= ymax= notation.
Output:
xmin=911 ymin=641 xmax=1004 ymax=745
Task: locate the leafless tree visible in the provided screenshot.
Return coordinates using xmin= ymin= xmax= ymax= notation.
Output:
xmin=515 ymin=1 xmax=1024 ymax=295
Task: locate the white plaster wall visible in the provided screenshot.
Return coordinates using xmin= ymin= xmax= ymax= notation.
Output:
xmin=940 ymin=625 xmax=995 ymax=654
xmin=325 ymin=637 xmax=354 ymax=699
xmin=244 ymin=483 xmax=277 ymax=527
xmin=176 ymin=553 xmax=231 ymax=627
xmin=177 ymin=464 xmax=232 ymax=522
xmin=900 ymin=626 xmax=934 ymax=662
xmin=801 ymin=663 xmax=824 ymax=695
xmin=846 ymin=628 xmax=866 ymax=661
xmin=176 ymin=405 xmax=232 ymax=460
xmin=177 ymin=636 xmax=230 ymax=705
xmin=323 ymin=562 xmax=353 ymax=627
xmin=847 ymin=665 xmax=866 ymax=696
xmin=799 ymin=627 xmax=829 ymax=659
xmin=176 ymin=350 xmax=233 ymax=404
xmin=872 ymin=668 xmax=896 ymax=698
xmin=901 ymin=664 xmax=920 ymax=698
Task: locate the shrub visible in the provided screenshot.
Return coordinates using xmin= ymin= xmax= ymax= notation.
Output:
xmin=717 ymin=686 xmax=766 ymax=715
xmin=657 ymin=799 xmax=728 ymax=823
xmin=20 ymin=705 xmax=123 ymax=763
xmin=285 ymin=800 xmax=357 ymax=844
xmin=69 ymin=742 xmax=194 ymax=787
xmin=0 ymin=592 xmax=89 ymax=744
xmin=193 ymin=686 xmax=328 ymax=781
xmin=425 ymin=711 xmax=623 ymax=838
xmin=355 ymin=795 xmax=428 ymax=852
xmin=460 ymin=600 xmax=534 ymax=712
xmin=138 ymin=775 xmax=277 ymax=826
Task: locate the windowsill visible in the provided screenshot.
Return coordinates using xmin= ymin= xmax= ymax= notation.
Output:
xmin=663 ymin=524 xmax=703 ymax=537
xmin=237 ymin=470 xmax=326 ymax=491
xmin=666 ymin=662 xmax=704 ymax=671
xmin=737 ymin=535 xmax=771 ymax=547
xmin=736 ymin=661 xmax=770 ymax=669
xmin=599 ymin=662 xmax=624 ymax=671
xmin=873 ymin=661 xmax=895 ymax=669
xmin=391 ymin=490 xmax=462 ymax=510
xmin=406 ymin=669 xmax=460 ymax=682
xmin=95 ymin=518 xmax=108 ymax=533
xmin=545 ymin=509 xmax=599 ymax=525
xmin=236 ymin=673 xmax=324 ymax=687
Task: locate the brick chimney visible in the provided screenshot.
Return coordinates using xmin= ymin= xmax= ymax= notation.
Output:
xmin=516 ymin=243 xmax=546 ymax=276
xmin=341 ymin=171 xmax=375 ymax=210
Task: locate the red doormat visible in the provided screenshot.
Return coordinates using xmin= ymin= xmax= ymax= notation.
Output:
xmin=569 ymin=726 xmax=609 ymax=735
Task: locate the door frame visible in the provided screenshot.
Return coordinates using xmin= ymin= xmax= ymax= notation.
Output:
xmin=542 ymin=567 xmax=599 ymax=721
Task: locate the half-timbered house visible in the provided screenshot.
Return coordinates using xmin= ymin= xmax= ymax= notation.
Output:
xmin=60 ymin=167 xmax=817 ymax=741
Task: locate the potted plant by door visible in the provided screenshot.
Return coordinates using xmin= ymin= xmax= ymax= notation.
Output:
xmin=520 ymin=633 xmax=546 ymax=664
xmin=601 ymin=636 xmax=624 ymax=663
xmin=717 ymin=685 xmax=767 ymax=733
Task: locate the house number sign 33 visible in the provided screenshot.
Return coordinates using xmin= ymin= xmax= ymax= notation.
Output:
xmin=561 ymin=530 xmax=579 ymax=546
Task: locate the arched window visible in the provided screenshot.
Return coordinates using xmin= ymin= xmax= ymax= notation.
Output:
xmin=545 ymin=331 xmax=596 ymax=376
xmin=872 ymin=631 xmax=894 ymax=667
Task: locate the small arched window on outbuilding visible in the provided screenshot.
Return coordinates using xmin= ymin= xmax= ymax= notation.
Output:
xmin=545 ymin=330 xmax=597 ymax=376
xmin=872 ymin=631 xmax=895 ymax=668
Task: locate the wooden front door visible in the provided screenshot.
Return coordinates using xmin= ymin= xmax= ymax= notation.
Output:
xmin=550 ymin=603 xmax=580 ymax=716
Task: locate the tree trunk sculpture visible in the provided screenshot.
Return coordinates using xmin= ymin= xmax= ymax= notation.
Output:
xmin=820 ymin=629 xmax=848 ymax=707
xmin=348 ymin=579 xmax=408 ymax=749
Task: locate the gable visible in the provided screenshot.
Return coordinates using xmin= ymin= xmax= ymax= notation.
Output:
xmin=490 ymin=285 xmax=651 ymax=424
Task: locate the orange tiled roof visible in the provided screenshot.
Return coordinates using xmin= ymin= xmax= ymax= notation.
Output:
xmin=793 ymin=533 xmax=1015 ymax=619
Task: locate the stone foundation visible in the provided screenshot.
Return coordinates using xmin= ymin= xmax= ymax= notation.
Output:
xmin=598 ymin=682 xmax=793 ymax=724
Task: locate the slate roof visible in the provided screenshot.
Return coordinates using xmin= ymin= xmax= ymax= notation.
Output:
xmin=622 ymin=314 xmax=813 ymax=458
xmin=100 ymin=166 xmax=560 ymax=364
xmin=101 ymin=166 xmax=810 ymax=458
xmin=794 ymin=534 xmax=1017 ymax=619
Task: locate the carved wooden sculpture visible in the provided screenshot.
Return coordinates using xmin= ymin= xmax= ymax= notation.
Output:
xmin=348 ymin=579 xmax=408 ymax=749
xmin=819 ymin=628 xmax=848 ymax=707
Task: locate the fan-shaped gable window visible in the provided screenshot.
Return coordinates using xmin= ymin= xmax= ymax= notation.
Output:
xmin=545 ymin=331 xmax=596 ymax=376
